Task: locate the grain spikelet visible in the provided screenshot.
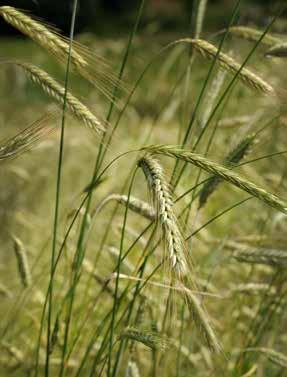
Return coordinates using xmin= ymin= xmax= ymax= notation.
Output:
xmin=265 ymin=42 xmax=287 ymax=57
xmin=6 ymin=61 xmax=106 ymax=134
xmin=92 ymin=193 xmax=155 ymax=221
xmin=244 ymin=348 xmax=287 ymax=368
xmin=227 ymin=283 xmax=276 ymax=296
xmin=188 ymin=38 xmax=275 ymax=95
xmin=143 ymin=145 xmax=287 ymax=214
xmin=229 ymin=26 xmax=282 ymax=46
xmin=119 ymin=327 xmax=168 ymax=351
xmin=12 ymin=235 xmax=32 ymax=288
xmin=184 ymin=287 xmax=222 ymax=353
xmin=232 ymin=246 xmax=287 ymax=266
xmin=199 ymin=133 xmax=255 ymax=208
xmin=0 ymin=113 xmax=54 ymax=161
xmin=138 ymin=154 xmax=188 ymax=276
xmin=0 ymin=6 xmax=124 ymax=100
xmin=199 ymin=69 xmax=227 ymax=129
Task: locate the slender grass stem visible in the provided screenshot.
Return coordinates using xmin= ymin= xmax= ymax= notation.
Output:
xmin=107 ymin=168 xmax=138 ymax=376
xmin=44 ymin=2 xmax=78 ymax=376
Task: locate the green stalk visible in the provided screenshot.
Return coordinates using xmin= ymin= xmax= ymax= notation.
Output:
xmin=111 ymin=227 xmax=158 ymax=376
xmin=107 ymin=168 xmax=138 ymax=376
xmin=176 ymin=303 xmax=186 ymax=377
xmin=44 ymin=1 xmax=78 ymax=376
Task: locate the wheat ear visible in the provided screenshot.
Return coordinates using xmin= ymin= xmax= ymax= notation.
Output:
xmin=232 ymin=246 xmax=287 ymax=266
xmin=0 ymin=7 xmax=86 ymax=64
xmin=186 ymin=38 xmax=275 ymax=95
xmin=11 ymin=61 xmax=105 ymax=133
xmin=91 ymin=193 xmax=155 ymax=221
xmin=119 ymin=327 xmax=168 ymax=351
xmin=0 ymin=6 xmax=123 ymax=99
xmin=138 ymin=154 xmax=188 ymax=275
xmin=199 ymin=133 xmax=255 ymax=208
xmin=265 ymin=42 xmax=287 ymax=57
xmin=184 ymin=287 xmax=222 ymax=353
xmin=199 ymin=69 xmax=227 ymax=129
xmin=12 ymin=235 xmax=32 ymax=288
xmin=143 ymin=145 xmax=287 ymax=214
xmin=0 ymin=113 xmax=54 ymax=161
xmin=226 ymin=283 xmax=276 ymax=297
xmin=229 ymin=26 xmax=282 ymax=46
xmin=243 ymin=348 xmax=287 ymax=368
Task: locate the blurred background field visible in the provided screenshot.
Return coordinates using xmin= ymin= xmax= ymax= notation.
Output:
xmin=1 ymin=1 xmax=287 ymax=376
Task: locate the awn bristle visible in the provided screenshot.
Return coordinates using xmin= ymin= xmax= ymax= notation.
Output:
xmin=138 ymin=154 xmax=188 ymax=276
xmin=12 ymin=235 xmax=31 ymax=288
xmin=186 ymin=38 xmax=275 ymax=95
xmin=143 ymin=145 xmax=287 ymax=214
xmin=0 ymin=113 xmax=54 ymax=161
xmin=10 ymin=62 xmax=106 ymax=134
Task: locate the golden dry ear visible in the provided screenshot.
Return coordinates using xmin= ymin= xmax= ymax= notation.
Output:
xmin=0 ymin=6 xmax=127 ymax=102
xmin=2 ymin=61 xmax=106 ymax=134
xmin=0 ymin=112 xmax=55 ymax=162
xmin=187 ymin=38 xmax=275 ymax=95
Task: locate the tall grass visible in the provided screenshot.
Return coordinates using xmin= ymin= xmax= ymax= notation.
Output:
xmin=0 ymin=1 xmax=287 ymax=376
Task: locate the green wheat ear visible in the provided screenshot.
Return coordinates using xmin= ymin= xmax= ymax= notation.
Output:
xmin=119 ymin=327 xmax=169 ymax=351
xmin=142 ymin=145 xmax=287 ymax=214
xmin=199 ymin=133 xmax=255 ymax=208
